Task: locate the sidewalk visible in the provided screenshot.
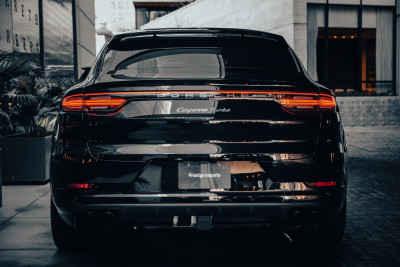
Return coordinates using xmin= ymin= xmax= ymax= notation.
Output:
xmin=345 ymin=125 xmax=400 ymax=161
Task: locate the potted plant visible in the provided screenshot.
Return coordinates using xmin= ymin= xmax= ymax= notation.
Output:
xmin=0 ymin=52 xmax=68 ymax=183
xmin=0 ymin=110 xmax=13 ymax=206
xmin=0 ymin=51 xmax=43 ymax=192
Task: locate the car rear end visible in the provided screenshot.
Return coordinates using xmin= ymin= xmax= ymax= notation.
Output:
xmin=51 ymin=29 xmax=347 ymax=245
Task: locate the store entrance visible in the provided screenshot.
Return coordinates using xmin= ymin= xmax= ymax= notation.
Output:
xmin=317 ymin=28 xmax=359 ymax=93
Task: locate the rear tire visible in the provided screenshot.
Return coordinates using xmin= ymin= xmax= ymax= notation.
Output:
xmin=322 ymin=200 xmax=346 ymax=249
xmin=51 ymin=200 xmax=85 ymax=251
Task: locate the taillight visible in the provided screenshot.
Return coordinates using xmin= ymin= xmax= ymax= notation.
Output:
xmin=62 ymin=95 xmax=84 ymax=111
xmin=85 ymin=96 xmax=126 ymax=111
xmin=62 ymin=94 xmax=126 ymax=113
xmin=319 ymin=94 xmax=337 ymax=109
xmin=278 ymin=93 xmax=336 ymax=111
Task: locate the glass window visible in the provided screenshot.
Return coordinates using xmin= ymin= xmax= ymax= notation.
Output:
xmin=317 ymin=27 xmax=360 ymax=94
xmin=375 ymin=7 xmax=393 ymax=95
xmin=307 ymin=4 xmax=395 ymax=96
xmin=329 ymin=5 xmax=358 ymax=28
xmin=307 ymin=5 xmax=325 ymax=81
xmin=97 ymin=37 xmax=299 ymax=83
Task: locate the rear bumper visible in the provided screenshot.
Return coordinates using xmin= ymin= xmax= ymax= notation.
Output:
xmin=54 ymin=188 xmax=346 ymax=231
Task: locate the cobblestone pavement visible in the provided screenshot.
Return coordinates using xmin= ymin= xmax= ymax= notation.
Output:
xmin=0 ymin=126 xmax=399 ymax=266
xmin=340 ymin=126 xmax=400 ymax=266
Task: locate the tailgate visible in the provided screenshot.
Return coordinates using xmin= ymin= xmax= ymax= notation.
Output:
xmin=83 ymin=86 xmax=322 ymax=162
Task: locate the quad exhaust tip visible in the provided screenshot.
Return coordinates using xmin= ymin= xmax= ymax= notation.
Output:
xmin=99 ymin=211 xmax=116 ymax=229
xmin=80 ymin=211 xmax=97 ymax=228
xmin=290 ymin=210 xmax=306 ymax=227
xmin=79 ymin=211 xmax=118 ymax=229
xmin=310 ymin=210 xmax=324 ymax=226
xmin=289 ymin=209 xmax=325 ymax=227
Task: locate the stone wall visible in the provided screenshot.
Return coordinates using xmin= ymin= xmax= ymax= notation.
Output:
xmin=337 ymin=96 xmax=400 ymax=126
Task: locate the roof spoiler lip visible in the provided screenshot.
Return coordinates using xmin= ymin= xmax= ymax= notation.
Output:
xmin=108 ymin=27 xmax=285 ymax=47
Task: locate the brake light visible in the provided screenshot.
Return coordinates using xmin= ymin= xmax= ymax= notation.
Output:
xmin=62 ymin=94 xmax=126 ymax=112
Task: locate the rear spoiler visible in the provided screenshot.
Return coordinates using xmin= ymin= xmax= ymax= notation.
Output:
xmin=108 ymin=28 xmax=283 ymax=50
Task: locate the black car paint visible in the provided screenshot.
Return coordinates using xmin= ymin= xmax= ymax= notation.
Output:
xmin=51 ymin=28 xmax=347 ymax=233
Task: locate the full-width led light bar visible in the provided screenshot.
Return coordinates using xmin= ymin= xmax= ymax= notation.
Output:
xmin=62 ymin=91 xmax=336 ymax=113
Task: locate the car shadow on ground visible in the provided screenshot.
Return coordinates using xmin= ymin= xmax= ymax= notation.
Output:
xmin=49 ymin=229 xmax=344 ymax=267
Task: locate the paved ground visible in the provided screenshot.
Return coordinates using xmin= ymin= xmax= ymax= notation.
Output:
xmin=0 ymin=126 xmax=399 ymax=266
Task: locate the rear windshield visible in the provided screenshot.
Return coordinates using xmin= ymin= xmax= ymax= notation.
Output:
xmin=95 ymin=35 xmax=300 ymax=83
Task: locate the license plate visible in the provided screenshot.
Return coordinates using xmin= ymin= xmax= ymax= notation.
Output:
xmin=178 ymin=161 xmax=231 ymax=189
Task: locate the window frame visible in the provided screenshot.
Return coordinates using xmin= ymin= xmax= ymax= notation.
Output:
xmin=308 ymin=1 xmax=397 ymax=96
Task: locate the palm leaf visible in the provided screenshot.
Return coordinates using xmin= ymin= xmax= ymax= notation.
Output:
xmin=0 ymin=109 xmax=13 ymax=137
xmin=0 ymin=52 xmax=43 ymax=93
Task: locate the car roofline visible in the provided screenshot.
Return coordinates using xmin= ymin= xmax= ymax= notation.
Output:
xmin=109 ymin=27 xmax=285 ymax=45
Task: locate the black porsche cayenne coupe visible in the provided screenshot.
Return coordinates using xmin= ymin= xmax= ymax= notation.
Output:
xmin=50 ymin=28 xmax=347 ymax=251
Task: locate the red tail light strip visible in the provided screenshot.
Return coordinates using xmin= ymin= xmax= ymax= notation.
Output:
xmin=62 ymin=91 xmax=336 ymax=112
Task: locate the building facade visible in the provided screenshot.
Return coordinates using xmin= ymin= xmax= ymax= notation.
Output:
xmin=133 ymin=0 xmax=194 ymax=29
xmin=95 ymin=0 xmax=193 ymax=54
xmin=0 ymin=0 xmax=96 ymax=80
xmin=140 ymin=0 xmax=400 ymax=126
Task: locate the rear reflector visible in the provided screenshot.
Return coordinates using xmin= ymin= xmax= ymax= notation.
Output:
xmin=306 ymin=181 xmax=337 ymax=188
xmin=316 ymin=181 xmax=337 ymax=187
xmin=62 ymin=94 xmax=126 ymax=112
xmin=67 ymin=183 xmax=90 ymax=189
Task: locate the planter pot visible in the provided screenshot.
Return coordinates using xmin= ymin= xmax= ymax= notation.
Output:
xmin=1 ymin=136 xmax=51 ymax=184
xmin=0 ymin=148 xmax=2 ymax=207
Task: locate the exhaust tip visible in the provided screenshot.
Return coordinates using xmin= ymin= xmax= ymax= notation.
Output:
xmin=289 ymin=210 xmax=305 ymax=227
xmin=99 ymin=212 xmax=116 ymax=229
xmin=310 ymin=210 xmax=324 ymax=226
xmin=80 ymin=211 xmax=97 ymax=229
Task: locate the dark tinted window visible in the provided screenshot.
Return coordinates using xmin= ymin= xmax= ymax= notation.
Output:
xmin=96 ymin=35 xmax=299 ymax=82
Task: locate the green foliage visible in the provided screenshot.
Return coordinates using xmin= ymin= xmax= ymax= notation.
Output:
xmin=2 ymin=90 xmax=39 ymax=136
xmin=34 ymin=77 xmax=73 ymax=136
xmin=0 ymin=52 xmax=73 ymax=138
xmin=0 ymin=110 xmax=12 ymax=138
xmin=0 ymin=52 xmax=42 ymax=95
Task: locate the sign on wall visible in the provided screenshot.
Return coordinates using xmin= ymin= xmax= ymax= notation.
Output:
xmin=96 ymin=0 xmax=135 ymax=33
xmin=0 ymin=0 xmax=13 ymax=53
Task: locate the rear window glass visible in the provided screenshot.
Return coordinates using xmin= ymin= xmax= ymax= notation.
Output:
xmin=95 ymin=36 xmax=299 ymax=82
